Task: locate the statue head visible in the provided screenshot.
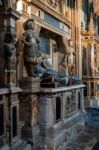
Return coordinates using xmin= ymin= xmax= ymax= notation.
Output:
xmin=23 ymin=19 xmax=35 ymax=31
xmin=68 ymin=39 xmax=74 ymax=48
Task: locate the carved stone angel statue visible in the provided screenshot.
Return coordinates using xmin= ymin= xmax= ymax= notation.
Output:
xmin=22 ymin=19 xmax=46 ymax=77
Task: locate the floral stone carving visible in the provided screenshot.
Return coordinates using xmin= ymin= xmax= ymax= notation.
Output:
xmin=48 ymin=0 xmax=58 ymax=8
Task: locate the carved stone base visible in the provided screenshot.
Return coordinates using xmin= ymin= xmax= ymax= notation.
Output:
xmin=21 ymin=126 xmax=40 ymax=146
xmin=38 ymin=112 xmax=84 ymax=150
xmin=38 ymin=85 xmax=85 ymax=150
xmin=1 ymin=139 xmax=31 ymax=150
xmin=19 ymin=77 xmax=41 ymax=91
xmin=5 ymin=70 xmax=16 ymax=88
xmin=19 ymin=80 xmax=40 ymax=147
xmin=0 ymin=145 xmax=9 ymax=150
xmin=11 ymin=139 xmax=31 ymax=150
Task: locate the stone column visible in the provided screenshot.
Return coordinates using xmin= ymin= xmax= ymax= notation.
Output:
xmin=4 ymin=9 xmax=21 ymax=87
xmin=0 ymin=7 xmax=6 ymax=87
xmin=96 ymin=43 xmax=99 ymax=68
xmin=39 ymin=96 xmax=55 ymax=126
xmin=19 ymin=78 xmax=41 ymax=147
xmin=90 ymin=43 xmax=95 ymax=76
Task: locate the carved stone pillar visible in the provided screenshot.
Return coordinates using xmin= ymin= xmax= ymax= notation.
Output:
xmin=19 ymin=78 xmax=40 ymax=147
xmin=96 ymin=43 xmax=99 ymax=68
xmin=90 ymin=43 xmax=95 ymax=76
xmin=4 ymin=9 xmax=21 ymax=87
xmin=0 ymin=3 xmax=31 ymax=150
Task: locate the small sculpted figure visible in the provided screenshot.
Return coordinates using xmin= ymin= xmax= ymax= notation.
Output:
xmin=4 ymin=32 xmax=17 ymax=70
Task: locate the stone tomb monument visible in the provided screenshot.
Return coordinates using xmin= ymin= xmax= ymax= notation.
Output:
xmin=38 ymin=85 xmax=85 ymax=150
xmin=20 ymin=19 xmax=85 ymax=150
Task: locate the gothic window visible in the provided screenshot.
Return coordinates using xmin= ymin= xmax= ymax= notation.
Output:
xmin=56 ymin=96 xmax=61 ymax=122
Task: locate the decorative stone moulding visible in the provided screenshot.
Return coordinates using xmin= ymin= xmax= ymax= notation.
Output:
xmin=48 ymin=0 xmax=58 ymax=8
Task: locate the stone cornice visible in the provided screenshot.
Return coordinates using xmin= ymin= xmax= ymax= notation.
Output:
xmin=30 ymin=0 xmax=71 ymax=27
xmin=32 ymin=14 xmax=71 ymax=38
xmin=20 ymin=84 xmax=85 ymax=94
xmin=38 ymin=84 xmax=85 ymax=94
xmin=0 ymin=87 xmax=22 ymax=95
xmin=82 ymin=76 xmax=99 ymax=80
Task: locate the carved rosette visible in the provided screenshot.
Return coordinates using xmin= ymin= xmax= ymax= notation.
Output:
xmin=48 ymin=0 xmax=58 ymax=8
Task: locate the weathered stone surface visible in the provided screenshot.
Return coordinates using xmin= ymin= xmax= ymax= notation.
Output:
xmin=19 ymin=77 xmax=41 ymax=92
xmin=38 ymin=85 xmax=84 ymax=150
xmin=19 ymin=84 xmax=40 ymax=146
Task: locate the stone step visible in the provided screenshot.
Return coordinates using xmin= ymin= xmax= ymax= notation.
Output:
xmin=85 ymin=107 xmax=99 ymax=113
xmin=85 ymin=107 xmax=99 ymax=116
xmin=11 ymin=141 xmax=31 ymax=150
xmin=84 ymin=107 xmax=99 ymax=125
xmin=0 ymin=145 xmax=9 ymax=150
